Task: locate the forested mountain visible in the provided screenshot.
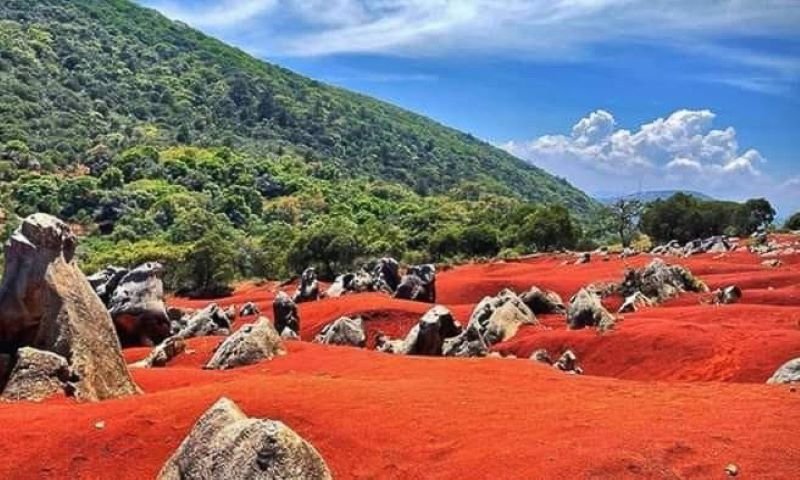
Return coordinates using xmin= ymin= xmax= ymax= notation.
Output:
xmin=0 ymin=0 xmax=592 ymax=210
xmin=0 ymin=0 xmax=598 ymax=293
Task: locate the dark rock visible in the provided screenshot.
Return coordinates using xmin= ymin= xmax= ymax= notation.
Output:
xmin=239 ymin=302 xmax=260 ymax=317
xmin=553 ymin=350 xmax=583 ymax=375
xmin=173 ymin=303 xmax=232 ymax=340
xmin=0 ymin=213 xmax=139 ymax=401
xmin=767 ymin=358 xmax=800 ymax=384
xmin=108 ymin=262 xmax=171 ymax=346
xmin=87 ymin=265 xmax=128 ymax=305
xmin=1 ymin=347 xmax=75 ymax=402
xmin=314 ymin=316 xmax=366 ymax=347
xmin=519 ymin=286 xmax=566 ymax=315
xmin=442 ymin=325 xmax=489 ymax=358
xmin=529 ymin=349 xmax=552 ymax=364
xmin=715 ymin=285 xmax=742 ymax=305
xmin=378 ymin=306 xmax=462 ymax=356
xmin=293 ymin=267 xmax=320 ymax=304
xmin=567 ymin=288 xmax=615 ymax=331
xmin=394 ymin=264 xmax=436 ymax=303
xmin=273 ymin=292 xmax=299 ymax=336
xmin=205 ymin=318 xmax=286 ymax=370
xmin=372 ymin=257 xmax=400 ymax=293
xmin=157 ymin=397 xmax=331 ymax=480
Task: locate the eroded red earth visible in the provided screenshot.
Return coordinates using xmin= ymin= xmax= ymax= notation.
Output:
xmin=2 ymin=244 xmax=799 ymax=479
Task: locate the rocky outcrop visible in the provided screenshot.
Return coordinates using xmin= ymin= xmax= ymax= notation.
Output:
xmin=108 ymin=262 xmax=171 ymax=346
xmin=0 ymin=347 xmax=75 ymax=402
xmin=172 ymin=303 xmax=232 ymax=340
xmin=442 ymin=290 xmax=535 ymax=357
xmin=130 ymin=337 xmax=186 ymax=368
xmin=715 ymin=285 xmax=742 ymax=305
xmin=377 ymin=306 xmax=462 ymax=356
xmin=314 ymin=316 xmax=366 ymax=347
xmin=394 ymin=264 xmax=436 ymax=303
xmin=157 ymin=397 xmax=331 ymax=480
xmin=0 ymin=214 xmax=139 ymax=401
xmin=567 ymin=288 xmax=616 ymax=331
xmin=519 ymin=286 xmax=566 ymax=315
xmin=205 ymin=318 xmax=285 ymax=370
xmin=620 ymin=258 xmax=707 ymax=303
xmin=766 ymin=358 xmax=800 ymax=385
xmin=293 ymin=267 xmax=320 ymax=304
xmin=273 ymin=292 xmax=299 ymax=337
xmin=87 ymin=265 xmax=128 ymax=305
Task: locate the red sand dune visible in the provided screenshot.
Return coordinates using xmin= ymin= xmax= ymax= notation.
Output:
xmin=2 ymin=245 xmax=800 ymax=479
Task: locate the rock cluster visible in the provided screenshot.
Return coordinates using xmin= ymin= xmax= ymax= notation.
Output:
xmin=651 ymin=236 xmax=736 ymax=257
xmin=620 ymin=258 xmax=707 ymax=303
xmin=0 ymin=214 xmax=139 ymax=401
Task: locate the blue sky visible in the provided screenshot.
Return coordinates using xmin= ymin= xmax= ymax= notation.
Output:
xmin=139 ymin=0 xmax=800 ymax=214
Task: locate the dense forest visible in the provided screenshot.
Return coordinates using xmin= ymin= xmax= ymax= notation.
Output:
xmin=0 ymin=0 xmax=788 ymax=296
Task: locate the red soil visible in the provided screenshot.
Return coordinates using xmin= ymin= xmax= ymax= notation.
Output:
xmin=2 ymin=244 xmax=800 ymax=479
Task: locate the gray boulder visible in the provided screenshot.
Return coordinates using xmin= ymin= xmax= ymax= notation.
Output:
xmin=620 ymin=258 xmax=707 ymax=302
xmin=567 ymin=288 xmax=615 ymax=331
xmin=372 ymin=257 xmax=401 ymax=293
xmin=239 ymin=302 xmax=260 ymax=317
xmin=173 ymin=303 xmax=232 ymax=340
xmin=529 ymin=349 xmax=553 ymax=364
xmin=87 ymin=265 xmax=128 ymax=305
xmin=394 ymin=264 xmax=436 ymax=303
xmin=205 ymin=318 xmax=286 ymax=370
xmin=130 ymin=337 xmax=187 ymax=368
xmin=553 ymin=350 xmax=583 ymax=375
xmin=314 ymin=316 xmax=366 ymax=347
xmin=519 ymin=286 xmax=566 ymax=315
xmin=715 ymin=285 xmax=742 ymax=305
xmin=108 ymin=262 xmax=171 ymax=346
xmin=293 ymin=267 xmax=320 ymax=304
xmin=157 ymin=397 xmax=331 ymax=480
xmin=273 ymin=292 xmax=299 ymax=337
xmin=0 ymin=213 xmax=139 ymax=401
xmin=377 ymin=306 xmax=462 ymax=356
xmin=1 ymin=347 xmax=75 ymax=402
xmin=766 ymin=358 xmax=800 ymax=384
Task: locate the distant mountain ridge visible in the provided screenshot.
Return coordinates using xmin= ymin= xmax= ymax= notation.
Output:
xmin=0 ymin=0 xmax=595 ymax=213
xmin=598 ymin=190 xmax=714 ymax=205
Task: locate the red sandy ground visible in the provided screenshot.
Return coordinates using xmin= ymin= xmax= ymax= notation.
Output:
xmin=2 ymin=245 xmax=800 ymax=479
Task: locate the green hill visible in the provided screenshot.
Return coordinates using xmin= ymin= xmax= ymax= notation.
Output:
xmin=0 ymin=0 xmax=592 ymax=211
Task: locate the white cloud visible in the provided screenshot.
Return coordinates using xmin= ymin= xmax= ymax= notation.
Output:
xmin=501 ymin=109 xmax=774 ymax=201
xmin=148 ymin=0 xmax=278 ymax=28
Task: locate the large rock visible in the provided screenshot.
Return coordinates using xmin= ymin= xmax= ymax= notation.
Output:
xmin=87 ymin=265 xmax=128 ymax=305
xmin=567 ymin=288 xmax=616 ymax=331
xmin=372 ymin=257 xmax=400 ymax=293
xmin=293 ymin=267 xmax=320 ymax=304
xmin=173 ymin=303 xmax=232 ymax=340
xmin=394 ymin=264 xmax=436 ymax=303
xmin=0 ymin=214 xmax=139 ymax=401
xmin=620 ymin=258 xmax=707 ymax=302
xmin=157 ymin=397 xmax=332 ymax=480
xmin=442 ymin=289 xmax=535 ymax=357
xmin=314 ymin=316 xmax=366 ymax=347
xmin=767 ymin=358 xmax=800 ymax=384
xmin=377 ymin=306 xmax=462 ymax=356
xmin=1 ymin=347 xmax=75 ymax=402
xmin=108 ymin=262 xmax=171 ymax=346
xmin=205 ymin=318 xmax=285 ymax=370
xmin=519 ymin=286 xmax=566 ymax=315
xmin=273 ymin=292 xmax=299 ymax=337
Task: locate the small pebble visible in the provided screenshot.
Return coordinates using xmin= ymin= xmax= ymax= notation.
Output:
xmin=94 ymin=421 xmax=105 ymax=430
xmin=725 ymin=463 xmax=739 ymax=477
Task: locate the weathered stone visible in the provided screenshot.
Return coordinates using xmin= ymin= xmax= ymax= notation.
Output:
xmin=469 ymin=289 xmax=536 ymax=346
xmin=567 ymin=288 xmax=616 ymax=331
xmin=173 ymin=303 xmax=232 ymax=340
xmin=314 ymin=316 xmax=366 ymax=347
xmin=239 ymin=302 xmax=260 ymax=317
xmin=273 ymin=292 xmax=299 ymax=336
xmin=553 ymin=350 xmax=583 ymax=375
xmin=442 ymin=325 xmax=489 ymax=358
xmin=394 ymin=264 xmax=436 ymax=303
xmin=205 ymin=318 xmax=285 ymax=370
xmin=519 ymin=286 xmax=566 ymax=315
xmin=157 ymin=397 xmax=331 ymax=480
xmin=767 ymin=358 xmax=800 ymax=384
xmin=87 ymin=265 xmax=128 ymax=305
xmin=620 ymin=258 xmax=707 ymax=302
xmin=293 ymin=267 xmax=320 ymax=303
xmin=529 ymin=349 xmax=552 ymax=364
xmin=280 ymin=328 xmax=299 ymax=341
xmin=0 ymin=213 xmax=139 ymax=401
xmin=618 ymin=291 xmax=655 ymax=314
xmin=372 ymin=257 xmax=400 ymax=293
xmin=108 ymin=262 xmax=171 ymax=346
xmin=715 ymin=285 xmax=742 ymax=305
xmin=575 ymin=252 xmax=591 ymax=264
xmin=378 ymin=306 xmax=462 ymax=356
xmin=1 ymin=347 xmax=74 ymax=402
xmin=130 ymin=337 xmax=186 ymax=368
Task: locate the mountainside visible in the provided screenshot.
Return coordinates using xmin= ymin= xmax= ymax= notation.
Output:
xmin=598 ymin=190 xmax=714 ymax=205
xmin=0 ymin=0 xmax=592 ymax=211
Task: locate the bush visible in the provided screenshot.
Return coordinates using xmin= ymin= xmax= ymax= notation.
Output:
xmin=786 ymin=212 xmax=800 ymax=231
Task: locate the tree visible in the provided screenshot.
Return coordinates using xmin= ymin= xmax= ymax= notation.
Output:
xmin=608 ymin=198 xmax=643 ymax=247
xmin=735 ymin=198 xmax=776 ymax=235
xmin=175 ymin=229 xmax=236 ymax=297
xmin=516 ymin=205 xmax=579 ymax=252
xmin=287 ymin=218 xmax=364 ymax=280
xmin=785 ymin=212 xmax=800 ymax=231
xmin=460 ymin=224 xmax=500 ymax=257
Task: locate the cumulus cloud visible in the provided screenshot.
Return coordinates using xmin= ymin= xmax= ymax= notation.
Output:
xmin=501 ymin=109 xmax=771 ymax=199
